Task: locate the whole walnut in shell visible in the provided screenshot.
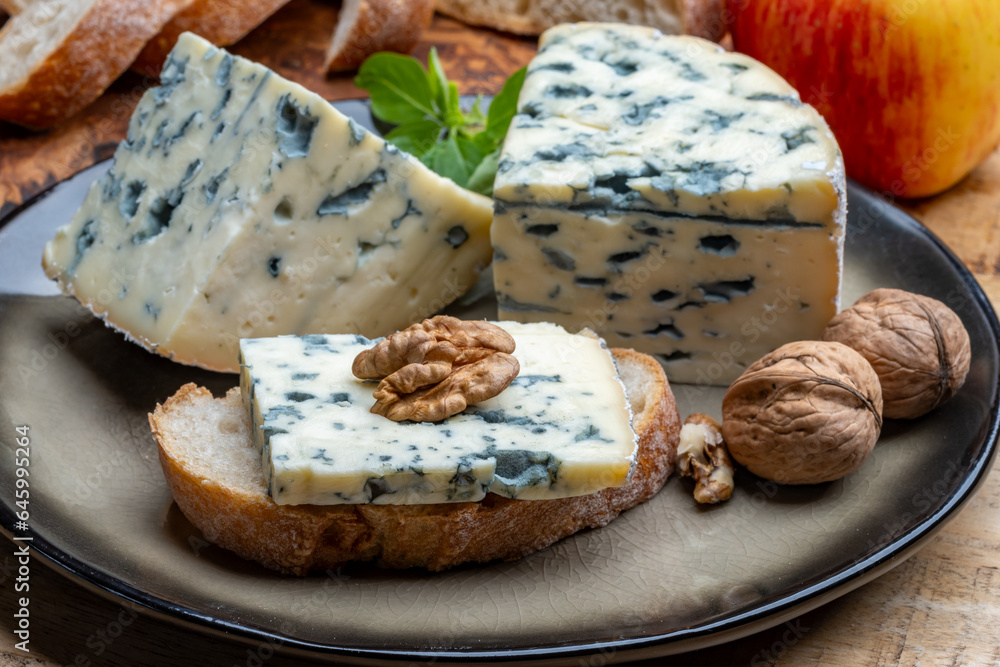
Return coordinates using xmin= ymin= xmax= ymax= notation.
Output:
xmin=823 ymin=288 xmax=971 ymax=419
xmin=722 ymin=340 xmax=883 ymax=485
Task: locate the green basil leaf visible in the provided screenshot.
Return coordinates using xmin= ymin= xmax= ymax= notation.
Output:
xmin=355 ymin=53 xmax=436 ymax=125
xmin=385 ymin=119 xmax=443 ymax=158
xmin=483 ymin=66 xmax=527 ymax=145
xmin=454 ymin=133 xmax=484 ymax=170
xmin=431 ymin=133 xmax=471 ymax=187
xmin=418 ymin=141 xmax=443 ymax=169
xmin=465 ymin=148 xmax=501 ymax=197
xmin=426 ymin=47 xmax=449 ymax=119
xmin=357 ymin=50 xmax=526 ymax=196
xmin=444 ymin=81 xmax=464 ymax=129
xmin=471 ymin=129 xmax=497 ymax=155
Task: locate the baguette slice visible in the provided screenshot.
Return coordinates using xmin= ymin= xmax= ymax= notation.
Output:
xmin=325 ymin=0 xmax=436 ymax=73
xmin=150 ymin=348 xmax=680 ymax=574
xmin=435 ymin=0 xmax=726 ymax=42
xmin=0 ymin=0 xmax=185 ymax=129
xmin=0 ymin=0 xmax=29 ymax=15
xmin=131 ymin=0 xmax=292 ymax=76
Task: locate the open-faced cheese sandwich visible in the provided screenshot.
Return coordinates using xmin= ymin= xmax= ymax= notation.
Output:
xmin=150 ymin=320 xmax=680 ymax=574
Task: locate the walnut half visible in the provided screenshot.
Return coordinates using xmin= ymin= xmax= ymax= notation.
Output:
xmin=352 ymin=316 xmax=520 ymax=422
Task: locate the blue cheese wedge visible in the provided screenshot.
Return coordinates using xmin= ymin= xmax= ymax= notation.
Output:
xmin=239 ymin=322 xmax=637 ymax=505
xmin=41 ymin=32 xmax=493 ymax=373
xmin=492 ymin=23 xmax=847 ymax=385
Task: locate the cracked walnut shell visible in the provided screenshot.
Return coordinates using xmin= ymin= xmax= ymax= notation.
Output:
xmin=722 ymin=340 xmax=883 ymax=485
xmin=823 ymin=288 xmax=971 ymax=419
xmin=352 ymin=316 xmax=520 ymax=422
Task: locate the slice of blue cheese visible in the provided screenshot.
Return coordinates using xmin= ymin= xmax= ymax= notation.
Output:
xmin=239 ymin=322 xmax=637 ymax=505
xmin=41 ymin=32 xmax=493 ymax=373
xmin=491 ymin=23 xmax=847 ymax=385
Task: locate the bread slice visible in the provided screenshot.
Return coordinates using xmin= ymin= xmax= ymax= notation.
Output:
xmin=150 ymin=348 xmax=680 ymax=574
xmin=0 ymin=0 xmax=184 ymax=129
xmin=0 ymin=0 xmax=29 ymax=15
xmin=131 ymin=0 xmax=292 ymax=76
xmin=325 ymin=0 xmax=436 ymax=73
xmin=435 ymin=0 xmax=726 ymax=42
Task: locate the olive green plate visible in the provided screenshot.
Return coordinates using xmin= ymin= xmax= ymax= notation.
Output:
xmin=0 ymin=103 xmax=997 ymax=664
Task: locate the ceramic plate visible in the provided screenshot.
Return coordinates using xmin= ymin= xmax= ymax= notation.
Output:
xmin=1 ymin=102 xmax=998 ymax=665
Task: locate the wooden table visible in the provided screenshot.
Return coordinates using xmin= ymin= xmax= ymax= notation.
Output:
xmin=2 ymin=3 xmax=998 ymax=665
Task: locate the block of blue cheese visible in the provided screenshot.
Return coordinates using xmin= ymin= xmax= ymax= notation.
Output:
xmin=41 ymin=32 xmax=493 ymax=373
xmin=239 ymin=322 xmax=637 ymax=505
xmin=491 ymin=23 xmax=847 ymax=386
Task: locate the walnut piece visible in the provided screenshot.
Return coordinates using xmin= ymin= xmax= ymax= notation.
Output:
xmin=352 ymin=316 xmax=519 ymax=422
xmin=823 ymin=288 xmax=971 ymax=419
xmin=678 ymin=414 xmax=735 ymax=504
xmin=722 ymin=340 xmax=883 ymax=485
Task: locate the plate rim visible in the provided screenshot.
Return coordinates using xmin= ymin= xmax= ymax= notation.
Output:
xmin=2 ymin=150 xmax=998 ymax=664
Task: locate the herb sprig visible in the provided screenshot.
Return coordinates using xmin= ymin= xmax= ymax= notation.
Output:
xmin=355 ymin=48 xmax=526 ymax=196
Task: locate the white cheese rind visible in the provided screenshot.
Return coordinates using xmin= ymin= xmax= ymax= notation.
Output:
xmin=239 ymin=322 xmax=638 ymax=506
xmin=41 ymin=32 xmax=494 ymax=373
xmin=492 ymin=23 xmax=846 ymax=385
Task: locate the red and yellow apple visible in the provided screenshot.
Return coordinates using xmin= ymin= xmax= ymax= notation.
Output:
xmin=728 ymin=0 xmax=1000 ymax=199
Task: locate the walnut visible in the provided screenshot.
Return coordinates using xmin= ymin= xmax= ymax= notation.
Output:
xmin=721 ymin=340 xmax=883 ymax=485
xmin=352 ymin=316 xmax=520 ymax=422
xmin=823 ymin=288 xmax=971 ymax=419
xmin=678 ymin=414 xmax=735 ymax=504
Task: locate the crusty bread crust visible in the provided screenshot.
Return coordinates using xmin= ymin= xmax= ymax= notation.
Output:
xmin=0 ymin=0 xmax=28 ymax=16
xmin=325 ymin=0 xmax=435 ymax=73
xmin=0 ymin=0 xmax=184 ymax=129
xmin=435 ymin=0 xmax=548 ymax=36
xmin=434 ymin=0 xmax=725 ymax=41
xmin=132 ymin=0 xmax=292 ymax=76
xmin=150 ymin=348 xmax=679 ymax=574
xmin=680 ymin=0 xmax=725 ymax=41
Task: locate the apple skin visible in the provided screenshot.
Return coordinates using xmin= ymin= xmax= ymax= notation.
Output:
xmin=728 ymin=0 xmax=1000 ymax=199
